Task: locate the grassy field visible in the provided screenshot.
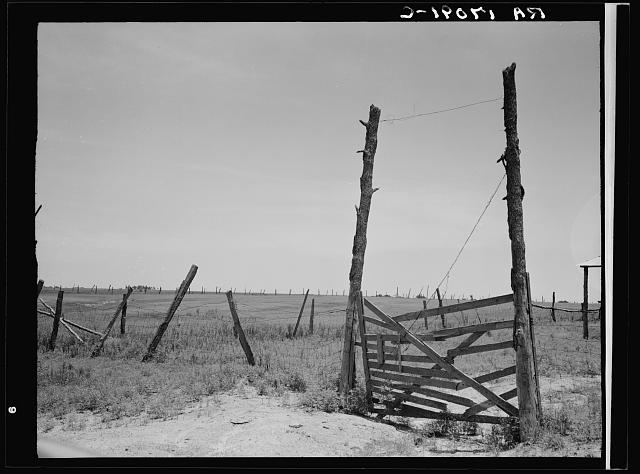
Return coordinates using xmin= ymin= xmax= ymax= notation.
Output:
xmin=37 ymin=288 xmax=602 ymax=455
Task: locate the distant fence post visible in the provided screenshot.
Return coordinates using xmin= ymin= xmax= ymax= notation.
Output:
xmin=551 ymin=291 xmax=556 ymax=322
xmin=582 ymin=266 xmax=589 ymax=339
xmin=436 ymin=288 xmax=445 ymax=328
xmin=37 ymin=279 xmax=44 ymax=299
xmin=159 ymin=287 xmax=162 ymax=294
xmin=423 ymin=299 xmax=428 ymax=329
xmin=141 ymin=265 xmax=198 ymax=362
xmin=292 ymin=289 xmax=310 ymax=337
xmin=91 ymin=287 xmax=133 ymax=357
xmin=225 ymin=291 xmax=255 ymax=365
xmin=120 ymin=293 xmax=128 ymax=335
xmin=309 ymin=298 xmax=315 ymax=334
xmin=47 ymin=290 xmax=64 ymax=351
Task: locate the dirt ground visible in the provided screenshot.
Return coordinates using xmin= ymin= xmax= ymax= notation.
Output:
xmin=37 ymin=375 xmax=601 ymax=459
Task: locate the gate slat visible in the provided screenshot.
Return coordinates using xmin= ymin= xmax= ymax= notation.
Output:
xmin=371 ymin=387 xmax=448 ymax=411
xmin=372 ymin=404 xmax=515 ymax=425
xmin=369 ymin=370 xmax=460 ymax=390
xmin=366 ymin=353 xmax=434 ymax=364
xmin=463 ymin=388 xmax=519 ymax=416
xmin=370 ymin=379 xmax=476 ymax=407
xmin=368 ymin=362 xmax=457 ymax=379
xmin=393 ymin=294 xmax=514 ymax=323
xmin=447 ymin=340 xmax=513 ymax=358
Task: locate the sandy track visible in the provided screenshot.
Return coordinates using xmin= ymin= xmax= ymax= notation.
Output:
xmin=38 ymin=376 xmax=600 ymax=458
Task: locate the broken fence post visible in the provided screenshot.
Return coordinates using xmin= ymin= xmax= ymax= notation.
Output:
xmin=141 ymin=265 xmax=198 ymax=362
xmin=292 ymin=289 xmax=310 ymax=337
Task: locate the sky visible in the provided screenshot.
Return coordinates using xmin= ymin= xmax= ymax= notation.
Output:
xmin=36 ymin=21 xmax=601 ymax=302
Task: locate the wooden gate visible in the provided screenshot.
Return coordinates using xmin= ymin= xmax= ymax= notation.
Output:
xmin=355 ymin=292 xmax=521 ymax=424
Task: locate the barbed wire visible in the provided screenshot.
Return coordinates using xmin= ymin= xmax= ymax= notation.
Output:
xmin=531 ymin=303 xmax=600 ymax=314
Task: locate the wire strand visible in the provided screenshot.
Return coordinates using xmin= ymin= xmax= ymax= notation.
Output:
xmin=381 ymin=97 xmax=503 ymax=123
xmin=404 ymin=172 xmax=507 ymax=338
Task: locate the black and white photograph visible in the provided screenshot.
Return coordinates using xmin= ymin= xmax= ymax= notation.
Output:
xmin=4 ymin=1 xmax=629 ymax=468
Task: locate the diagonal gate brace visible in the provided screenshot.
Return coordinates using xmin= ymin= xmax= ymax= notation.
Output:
xmin=363 ymin=298 xmax=519 ymax=418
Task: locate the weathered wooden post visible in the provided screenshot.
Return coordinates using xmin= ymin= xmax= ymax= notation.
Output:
xmin=355 ymin=291 xmax=373 ymax=409
xmin=225 ymin=291 xmax=255 ymax=365
xmin=120 ymin=293 xmax=128 ymax=335
xmin=423 ymin=299 xmax=428 ymax=329
xmin=340 ymin=104 xmax=381 ymax=396
xmin=141 ymin=265 xmax=198 ymax=362
xmin=292 ymin=289 xmax=310 ymax=337
xmin=47 ymin=290 xmax=64 ymax=351
xmin=37 ymin=279 xmax=44 ymax=299
xmin=551 ymin=291 xmax=556 ymax=322
xmin=582 ymin=266 xmax=589 ymax=339
xmin=309 ymin=298 xmax=315 ymax=334
xmin=436 ymin=288 xmax=446 ymax=328
xmin=502 ymin=62 xmax=541 ymax=440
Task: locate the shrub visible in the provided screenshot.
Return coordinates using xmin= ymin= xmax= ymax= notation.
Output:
xmin=285 ymin=372 xmax=307 ymax=392
xmin=300 ymin=388 xmax=341 ymax=413
xmin=485 ymin=418 xmax=520 ymax=451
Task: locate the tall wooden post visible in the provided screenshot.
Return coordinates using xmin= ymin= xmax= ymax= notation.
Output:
xmin=340 ymin=104 xmax=381 ymax=395
xmin=47 ymin=290 xmax=64 ymax=351
xmin=502 ymin=62 xmax=541 ymax=440
xmin=120 ymin=293 xmax=127 ymax=335
xmin=309 ymin=298 xmax=315 ymax=334
xmin=36 ymin=279 xmax=44 ymax=299
xmin=141 ymin=265 xmax=198 ymax=362
xmin=292 ymin=289 xmax=310 ymax=337
xmin=582 ymin=266 xmax=589 ymax=339
xmin=551 ymin=291 xmax=556 ymax=322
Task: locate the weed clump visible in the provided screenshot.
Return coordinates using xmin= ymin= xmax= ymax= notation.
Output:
xmin=484 ymin=418 xmax=520 ymax=452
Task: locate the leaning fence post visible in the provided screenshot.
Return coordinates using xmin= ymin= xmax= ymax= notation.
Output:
xmin=91 ymin=287 xmax=133 ymax=357
xmin=309 ymin=298 xmax=315 ymax=334
xmin=436 ymin=288 xmax=446 ymax=328
xmin=551 ymin=291 xmax=556 ymax=322
xmin=141 ymin=265 xmax=198 ymax=362
xmin=120 ymin=293 xmax=128 ymax=335
xmin=225 ymin=291 xmax=255 ymax=365
xmin=292 ymin=289 xmax=310 ymax=337
xmin=37 ymin=279 xmax=44 ymax=299
xmin=47 ymin=290 xmax=64 ymax=351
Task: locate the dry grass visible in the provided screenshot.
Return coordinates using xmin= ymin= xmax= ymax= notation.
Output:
xmin=37 ymin=290 xmax=601 ymax=454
